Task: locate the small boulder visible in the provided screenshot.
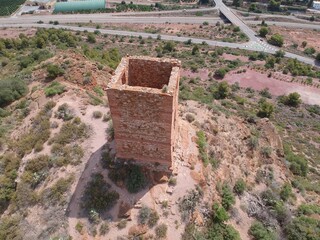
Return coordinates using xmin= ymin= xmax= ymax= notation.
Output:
xmin=118 ymin=201 xmax=131 ymax=219
xmin=128 ymin=225 xmax=148 ymax=237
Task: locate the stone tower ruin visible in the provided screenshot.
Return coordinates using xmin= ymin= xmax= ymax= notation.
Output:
xmin=107 ymin=56 xmax=181 ymax=170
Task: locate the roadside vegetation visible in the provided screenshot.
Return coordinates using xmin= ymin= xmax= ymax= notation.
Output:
xmin=231 ymin=0 xmax=313 ymax=15
xmin=53 ymin=2 xmax=193 ymax=14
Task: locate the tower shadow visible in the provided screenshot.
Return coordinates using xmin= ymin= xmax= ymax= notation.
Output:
xmin=66 ymin=141 xmax=168 ymax=222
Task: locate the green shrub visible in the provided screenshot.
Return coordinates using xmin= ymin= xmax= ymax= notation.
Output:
xmin=162 ymin=41 xmax=176 ymax=53
xmin=92 ymin=111 xmax=102 ymax=119
xmin=55 ymin=103 xmax=74 ymax=121
xmin=148 ymin=209 xmax=160 ymax=228
xmin=51 ymin=143 xmax=84 ymax=166
xmin=0 ymin=215 xmax=22 ymax=240
xmin=83 ymin=173 xmax=119 ymax=213
xmin=21 ymin=155 xmax=52 ymax=188
xmin=297 ymin=204 xmax=320 ymax=216
xmin=155 ymin=223 xmax=167 ymax=239
xmin=274 ymin=50 xmax=285 ymax=58
xmin=50 ymin=119 xmax=89 ymax=145
xmin=93 ymin=86 xmax=104 ymax=96
xmin=248 ymin=136 xmax=259 ymax=150
xmin=125 ymin=165 xmax=147 ymax=193
xmin=213 ymin=81 xmax=230 ymax=99
xmin=260 ymin=189 xmax=290 ymax=223
xmin=99 ymin=222 xmax=109 ymax=235
xmin=168 ymin=177 xmax=177 ymax=186
xmin=259 ymin=27 xmax=269 ymax=38
xmin=196 ymin=130 xmax=209 ymax=165
xmin=87 ymin=33 xmax=96 ymax=43
xmin=0 ymin=108 xmax=9 ymax=117
xmin=44 ymin=81 xmax=66 ymax=97
xmin=100 ymin=150 xmax=113 ymax=169
xmin=212 ymin=203 xmax=229 ymax=223
xmin=0 ymin=78 xmax=28 ymax=107
xmin=284 ymin=59 xmax=313 ymax=77
xmin=19 ymin=56 xmax=35 ymax=69
xmin=46 ymin=64 xmax=64 ymax=79
xmin=0 ymin=153 xmax=21 ymax=213
xmin=233 ymin=179 xmax=246 ymax=195
xmin=249 ymin=221 xmax=276 ymax=240
xmin=138 ymin=206 xmax=159 ymax=228
xmin=285 ymin=216 xmax=320 ymax=240
xmin=185 ymin=113 xmax=195 ymax=123
xmin=268 ymin=34 xmax=284 ymax=47
xmin=257 ymin=98 xmax=274 ymax=118
xmin=138 ymin=205 xmax=151 ymax=225
xmin=259 ymin=88 xmax=272 ymax=99
xmin=303 ymin=47 xmax=316 ymax=56
xmin=46 ymin=176 xmax=74 ymax=204
xmin=214 ymin=68 xmax=227 ymax=79
xmin=279 ymin=92 xmax=301 ymax=107
xmin=207 ymin=223 xmax=241 ymax=240
xmin=87 ymin=91 xmax=103 ymax=105
xmin=261 ymin=146 xmax=272 ymax=158
xmin=179 ymin=188 xmax=202 ymax=221
xmin=220 ymin=183 xmax=235 ymax=211
xmin=285 ymin=151 xmax=308 ymax=177
xmin=14 ymin=101 xmax=55 ymax=156
xmin=75 ymin=221 xmax=84 ymax=234
xmin=280 ymin=183 xmax=292 ymax=202
xmin=87 ymin=209 xmax=100 ymax=224
xmin=117 ymin=219 xmax=127 ymax=229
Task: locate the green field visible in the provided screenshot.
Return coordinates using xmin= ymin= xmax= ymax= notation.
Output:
xmin=0 ymin=0 xmax=25 ymax=16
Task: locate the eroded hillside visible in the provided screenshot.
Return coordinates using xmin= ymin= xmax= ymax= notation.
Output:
xmin=0 ymin=28 xmax=319 ymax=240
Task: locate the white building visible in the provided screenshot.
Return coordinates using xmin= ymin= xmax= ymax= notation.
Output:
xmin=313 ymin=1 xmax=320 ymax=10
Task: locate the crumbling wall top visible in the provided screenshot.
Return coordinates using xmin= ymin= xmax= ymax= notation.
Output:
xmin=108 ymin=56 xmax=181 ymax=96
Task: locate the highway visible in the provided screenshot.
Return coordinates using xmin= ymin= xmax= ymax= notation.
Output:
xmin=1 ymin=16 xmax=222 ymax=25
xmin=3 ymin=14 xmax=320 ymax=31
xmin=0 ymin=1 xmax=317 ymax=66
xmin=0 ymin=22 xmax=315 ymax=66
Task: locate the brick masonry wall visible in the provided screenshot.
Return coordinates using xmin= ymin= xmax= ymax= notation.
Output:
xmin=107 ymin=56 xmax=180 ymax=169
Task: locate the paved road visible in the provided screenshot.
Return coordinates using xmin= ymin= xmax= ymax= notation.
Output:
xmin=212 ymin=0 xmax=317 ymax=66
xmin=3 ymin=14 xmax=320 ymax=31
xmin=0 ymin=2 xmax=317 ymax=66
xmin=0 ymin=23 xmax=246 ymax=48
xmin=1 ymin=16 xmax=222 ymax=24
xmin=215 ymin=0 xmax=258 ymax=41
xmin=0 ymin=22 xmax=315 ymax=66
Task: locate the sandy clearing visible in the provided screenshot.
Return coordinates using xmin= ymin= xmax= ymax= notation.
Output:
xmin=224 ymin=69 xmax=320 ymax=105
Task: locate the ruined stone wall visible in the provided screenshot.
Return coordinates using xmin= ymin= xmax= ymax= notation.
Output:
xmin=107 ymin=89 xmax=174 ymax=164
xmin=107 ymin=56 xmax=180 ymax=169
xmin=127 ymin=58 xmax=172 ymax=89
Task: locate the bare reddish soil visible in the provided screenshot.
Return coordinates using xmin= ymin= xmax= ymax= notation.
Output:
xmin=0 ymin=28 xmax=37 ymax=39
xmin=224 ymin=68 xmax=320 ymax=105
xmin=268 ymin=26 xmax=320 ymax=52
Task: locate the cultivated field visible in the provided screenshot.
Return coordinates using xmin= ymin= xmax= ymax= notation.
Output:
xmin=0 ymin=0 xmax=25 ymax=16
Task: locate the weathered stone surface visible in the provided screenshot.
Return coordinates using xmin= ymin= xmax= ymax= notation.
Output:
xmin=118 ymin=201 xmax=132 ymax=219
xmin=107 ymin=56 xmax=181 ymax=169
xmin=153 ymin=172 xmax=169 ymax=184
xmin=128 ymin=225 xmax=148 ymax=237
